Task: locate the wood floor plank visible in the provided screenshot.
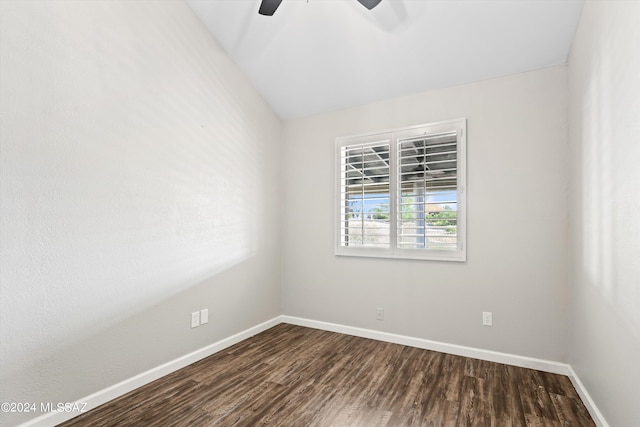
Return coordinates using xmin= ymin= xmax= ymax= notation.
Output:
xmin=518 ymin=369 xmax=560 ymax=422
xmin=549 ymin=393 xmax=595 ymax=427
xmin=59 ymin=324 xmax=595 ymax=427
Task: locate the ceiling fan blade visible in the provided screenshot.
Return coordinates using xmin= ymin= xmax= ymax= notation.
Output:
xmin=356 ymin=0 xmax=382 ymax=10
xmin=259 ymin=0 xmax=283 ymax=16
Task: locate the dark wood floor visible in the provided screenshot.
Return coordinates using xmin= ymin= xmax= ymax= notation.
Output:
xmin=59 ymin=324 xmax=595 ymax=426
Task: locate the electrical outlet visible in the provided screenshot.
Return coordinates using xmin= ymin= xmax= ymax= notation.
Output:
xmin=482 ymin=311 xmax=493 ymax=326
xmin=191 ymin=311 xmax=200 ymax=328
xmin=376 ymin=307 xmax=384 ymax=321
xmin=200 ymin=308 xmax=209 ymax=325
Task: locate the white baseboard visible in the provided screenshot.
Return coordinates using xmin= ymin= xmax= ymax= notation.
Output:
xmin=281 ymin=315 xmax=570 ymax=375
xmin=19 ymin=316 xmax=282 ymax=427
xmin=567 ymin=365 xmax=610 ymax=427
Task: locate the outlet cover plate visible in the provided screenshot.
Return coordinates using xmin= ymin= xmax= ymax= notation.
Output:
xmin=191 ymin=311 xmax=200 ymax=328
xmin=482 ymin=311 xmax=493 ymax=326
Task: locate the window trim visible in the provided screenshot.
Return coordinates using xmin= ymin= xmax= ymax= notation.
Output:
xmin=335 ymin=118 xmax=467 ymax=262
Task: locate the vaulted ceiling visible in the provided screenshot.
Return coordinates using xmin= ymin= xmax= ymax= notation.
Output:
xmin=187 ymin=0 xmax=584 ymax=119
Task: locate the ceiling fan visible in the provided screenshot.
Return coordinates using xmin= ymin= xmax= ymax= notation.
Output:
xmin=259 ymin=0 xmax=382 ymax=16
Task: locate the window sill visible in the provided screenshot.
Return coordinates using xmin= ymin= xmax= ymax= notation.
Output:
xmin=335 ymin=249 xmax=466 ymax=262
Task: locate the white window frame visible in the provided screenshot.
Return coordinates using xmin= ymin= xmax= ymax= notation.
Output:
xmin=335 ymin=118 xmax=466 ymax=262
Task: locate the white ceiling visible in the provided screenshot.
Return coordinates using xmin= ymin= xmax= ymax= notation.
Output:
xmin=186 ymin=0 xmax=584 ymax=120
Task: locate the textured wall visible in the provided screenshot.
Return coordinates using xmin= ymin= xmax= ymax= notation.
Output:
xmin=282 ymin=66 xmax=569 ymax=363
xmin=0 ymin=1 xmax=281 ymax=425
xmin=567 ymin=1 xmax=640 ymax=426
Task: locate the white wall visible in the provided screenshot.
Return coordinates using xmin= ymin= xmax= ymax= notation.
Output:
xmin=282 ymin=66 xmax=569 ymax=362
xmin=568 ymin=2 xmax=640 ymax=426
xmin=0 ymin=1 xmax=281 ymax=425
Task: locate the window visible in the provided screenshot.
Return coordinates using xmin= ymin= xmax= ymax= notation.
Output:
xmin=336 ymin=119 xmax=466 ymax=261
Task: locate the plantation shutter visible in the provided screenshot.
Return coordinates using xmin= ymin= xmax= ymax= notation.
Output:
xmin=397 ymin=131 xmax=459 ymax=251
xmin=336 ymin=119 xmax=465 ymax=261
xmin=339 ymin=140 xmax=391 ymax=248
